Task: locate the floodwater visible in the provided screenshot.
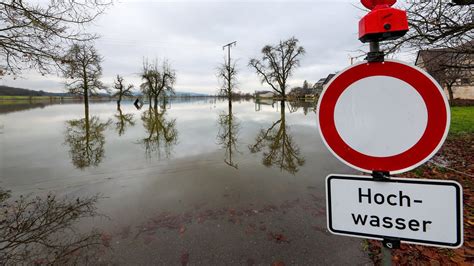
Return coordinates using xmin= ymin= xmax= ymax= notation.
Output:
xmin=0 ymin=99 xmax=369 ymax=265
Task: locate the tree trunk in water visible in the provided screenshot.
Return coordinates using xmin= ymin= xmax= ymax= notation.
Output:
xmin=84 ymin=87 xmax=89 ymax=124
xmin=117 ymin=94 xmax=122 ymax=110
xmin=280 ymin=100 xmax=285 ymax=117
xmin=281 ymin=82 xmax=286 ymax=100
xmin=154 ymin=95 xmax=158 ymax=111
xmin=84 ymin=87 xmax=90 ymax=153
xmin=148 ymin=93 xmax=152 ymax=109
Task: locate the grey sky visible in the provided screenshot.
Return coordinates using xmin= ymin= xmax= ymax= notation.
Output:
xmin=1 ymin=0 xmax=388 ymax=94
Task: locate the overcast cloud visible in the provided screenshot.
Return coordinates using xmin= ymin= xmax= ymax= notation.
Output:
xmin=1 ymin=0 xmax=388 ymax=94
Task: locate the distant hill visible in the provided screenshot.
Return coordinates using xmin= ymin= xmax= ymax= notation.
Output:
xmin=132 ymin=90 xmax=209 ymax=97
xmin=0 ymin=85 xmax=71 ymax=97
xmin=172 ymin=91 xmax=209 ymax=97
xmin=0 ymin=85 xmax=210 ymax=97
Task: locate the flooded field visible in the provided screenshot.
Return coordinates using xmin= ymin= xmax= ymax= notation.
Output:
xmin=0 ymin=99 xmax=368 ymax=264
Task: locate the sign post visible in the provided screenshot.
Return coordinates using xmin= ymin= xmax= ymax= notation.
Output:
xmin=317 ymin=0 xmax=463 ymax=264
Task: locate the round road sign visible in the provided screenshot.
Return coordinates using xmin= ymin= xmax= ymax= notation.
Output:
xmin=317 ymin=60 xmax=450 ymax=174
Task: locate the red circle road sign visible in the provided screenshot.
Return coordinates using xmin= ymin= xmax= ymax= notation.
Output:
xmin=317 ymin=60 xmax=450 ymax=174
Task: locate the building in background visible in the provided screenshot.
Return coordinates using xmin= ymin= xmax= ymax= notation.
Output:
xmin=255 ymin=90 xmax=276 ymax=99
xmin=415 ymin=48 xmax=473 ymax=100
xmin=313 ymin=74 xmax=336 ymax=96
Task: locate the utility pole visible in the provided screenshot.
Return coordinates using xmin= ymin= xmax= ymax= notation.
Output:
xmin=349 ymin=54 xmax=356 ymax=65
xmin=222 ymin=41 xmax=237 ymax=99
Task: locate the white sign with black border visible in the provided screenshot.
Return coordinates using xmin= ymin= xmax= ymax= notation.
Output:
xmin=326 ymin=174 xmax=463 ymax=248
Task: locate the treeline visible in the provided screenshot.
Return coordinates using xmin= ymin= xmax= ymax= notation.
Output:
xmin=0 ymin=86 xmax=69 ymax=97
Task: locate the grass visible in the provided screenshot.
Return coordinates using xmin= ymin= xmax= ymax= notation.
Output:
xmin=450 ymin=106 xmax=474 ymax=135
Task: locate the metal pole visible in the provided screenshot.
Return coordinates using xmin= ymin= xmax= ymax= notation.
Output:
xmin=366 ymin=41 xmax=384 ymax=62
xmin=222 ymin=41 xmax=236 ymax=98
xmin=381 ymin=245 xmax=392 ymax=266
xmin=370 ymin=41 xmax=380 ymax=53
xmin=227 ymin=45 xmax=231 ymax=95
xmin=372 ymin=171 xmax=395 ymax=266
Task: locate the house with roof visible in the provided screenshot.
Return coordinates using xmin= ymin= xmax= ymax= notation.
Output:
xmin=415 ymin=47 xmax=473 ymax=100
xmin=313 ymin=73 xmax=336 ymax=96
xmin=255 ymin=90 xmax=276 ymax=99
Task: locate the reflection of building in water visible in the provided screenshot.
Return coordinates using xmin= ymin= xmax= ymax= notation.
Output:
xmin=254 ymin=98 xmax=277 ymax=112
xmin=287 ymin=101 xmax=317 ymax=115
xmin=255 ymin=99 xmax=316 ymax=115
xmin=249 ymin=101 xmax=305 ymax=174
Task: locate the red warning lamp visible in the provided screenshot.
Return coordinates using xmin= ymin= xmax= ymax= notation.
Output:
xmin=359 ymin=0 xmax=409 ymax=43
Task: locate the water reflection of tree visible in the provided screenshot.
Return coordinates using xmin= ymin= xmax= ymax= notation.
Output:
xmin=249 ymin=101 xmax=305 ymax=174
xmin=114 ymin=106 xmax=135 ymax=136
xmin=0 ymin=187 xmax=105 ymax=264
xmin=64 ymin=114 xmax=110 ymax=170
xmin=217 ymin=101 xmax=240 ymax=168
xmin=139 ymin=106 xmax=178 ymax=159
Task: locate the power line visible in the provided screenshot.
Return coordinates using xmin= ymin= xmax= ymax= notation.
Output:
xmin=222 ymin=41 xmax=237 ymax=94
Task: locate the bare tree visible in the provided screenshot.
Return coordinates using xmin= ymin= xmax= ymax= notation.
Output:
xmin=62 ymin=43 xmax=105 ymax=118
xmin=249 ymin=37 xmax=305 ymax=98
xmin=140 ymin=59 xmax=177 ymax=109
xmin=113 ymin=75 xmax=134 ymax=108
xmin=383 ymin=1 xmax=473 ymax=63
xmin=0 ymin=0 xmax=111 ymax=77
xmin=0 ymin=189 xmax=106 ymax=264
xmin=217 ymin=60 xmax=238 ymax=99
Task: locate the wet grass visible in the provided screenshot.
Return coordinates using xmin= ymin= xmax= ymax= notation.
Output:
xmin=450 ymin=106 xmax=474 ymax=135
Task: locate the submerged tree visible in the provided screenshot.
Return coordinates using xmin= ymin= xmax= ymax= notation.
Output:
xmin=139 ymin=107 xmax=178 ymax=159
xmin=112 ymin=75 xmax=134 ymax=108
xmin=62 ymin=44 xmax=106 ymax=117
xmin=217 ymin=61 xmax=238 ymax=99
xmin=0 ymin=188 xmax=105 ymax=264
xmin=249 ymin=37 xmax=305 ymax=98
xmin=217 ymin=102 xmax=240 ymax=169
xmin=249 ymin=101 xmax=305 ymax=174
xmin=64 ymin=115 xmax=110 ymax=169
xmin=140 ymin=59 xmax=176 ymax=109
xmin=0 ymin=0 xmax=111 ymax=76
